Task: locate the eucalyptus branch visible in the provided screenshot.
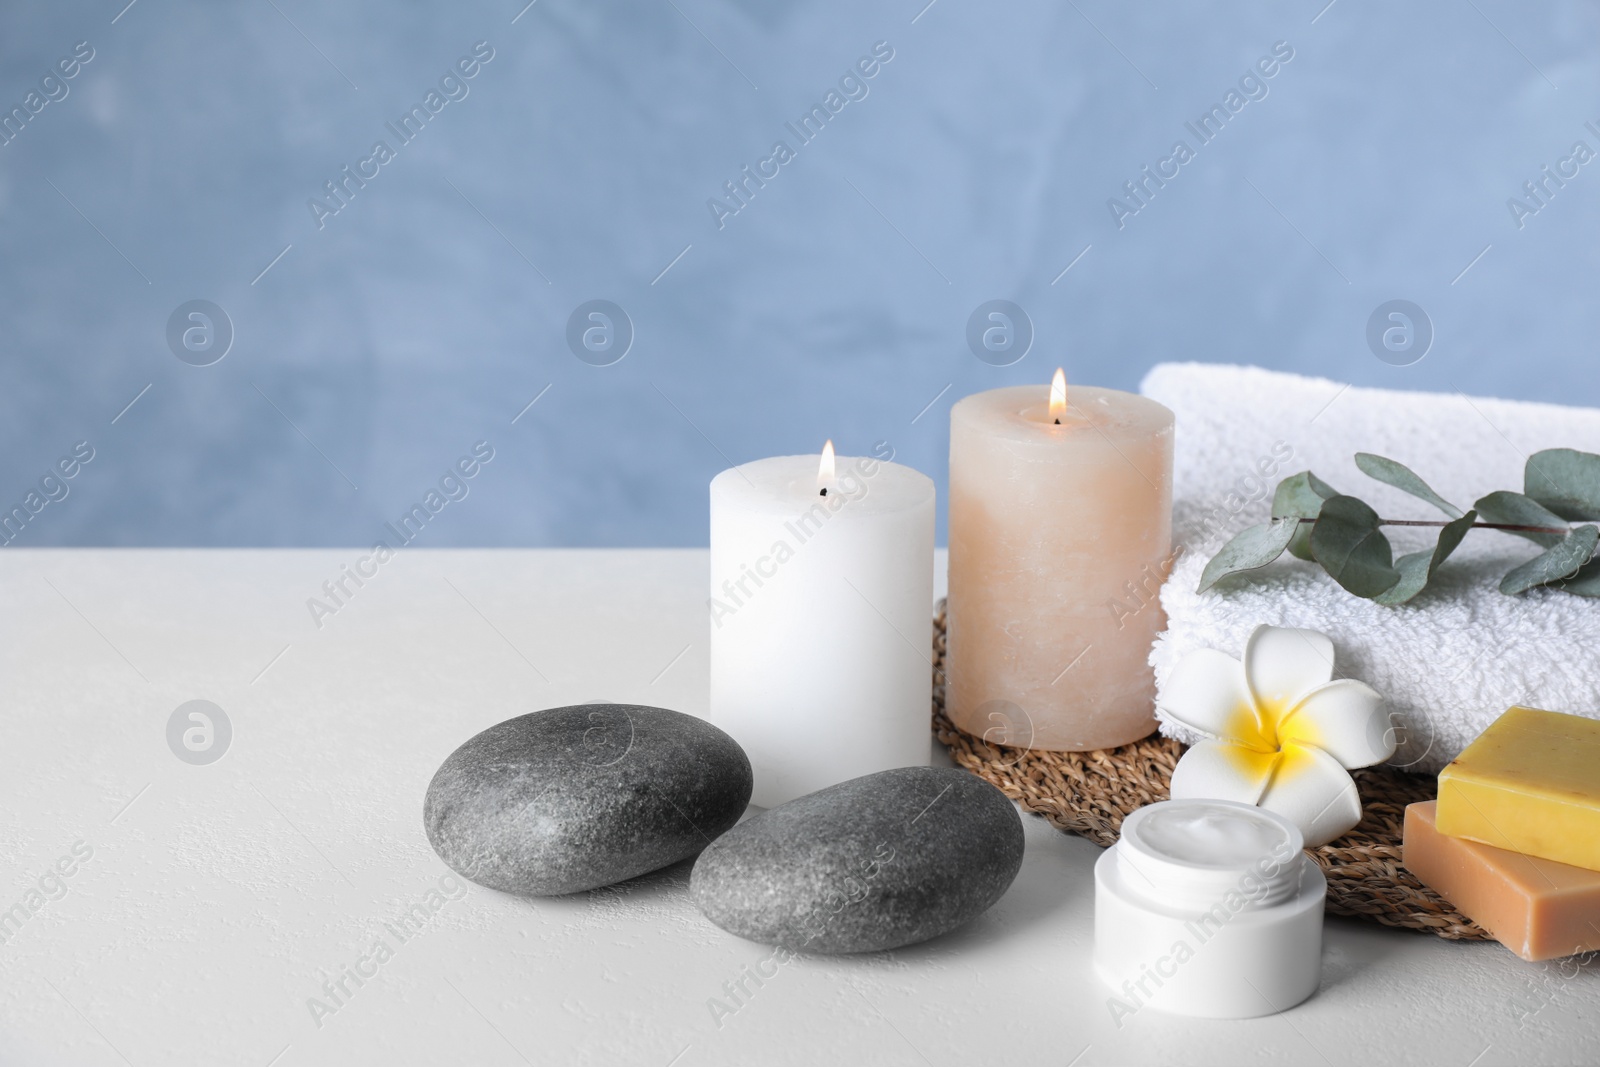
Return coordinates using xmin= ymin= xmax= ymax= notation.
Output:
xmin=1199 ymin=449 xmax=1600 ymax=603
xmin=1293 ymin=517 xmax=1574 ymax=535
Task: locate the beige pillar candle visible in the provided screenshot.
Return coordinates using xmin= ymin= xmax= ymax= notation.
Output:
xmin=947 ymin=370 xmax=1174 ymax=751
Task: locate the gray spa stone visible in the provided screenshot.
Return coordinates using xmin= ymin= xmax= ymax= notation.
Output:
xmin=424 ymin=704 xmax=752 ymax=895
xmin=690 ymin=766 xmax=1024 ymax=954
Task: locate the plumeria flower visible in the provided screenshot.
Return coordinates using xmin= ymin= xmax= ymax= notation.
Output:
xmin=1160 ymin=625 xmax=1394 ymax=847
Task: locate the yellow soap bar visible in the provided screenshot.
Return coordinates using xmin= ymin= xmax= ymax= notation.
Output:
xmin=1438 ymin=706 xmax=1600 ymax=872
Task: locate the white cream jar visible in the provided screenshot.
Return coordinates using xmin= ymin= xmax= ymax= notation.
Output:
xmin=1094 ymin=798 xmax=1325 ymax=1021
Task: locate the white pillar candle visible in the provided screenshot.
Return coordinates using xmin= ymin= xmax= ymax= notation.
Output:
xmin=710 ymin=442 xmax=935 ymax=807
xmin=947 ymin=370 xmax=1174 ymax=751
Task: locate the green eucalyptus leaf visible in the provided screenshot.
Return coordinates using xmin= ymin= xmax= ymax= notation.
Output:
xmin=1285 ymin=527 xmax=1317 ymax=563
xmin=1500 ymin=523 xmax=1600 ymax=595
xmin=1197 ymin=518 xmax=1299 ymax=594
xmin=1500 ymin=525 xmax=1600 ymax=595
xmin=1525 ymin=449 xmax=1600 ymax=521
xmin=1272 ymin=471 xmax=1339 ymax=561
xmin=1473 ymin=491 xmax=1568 ymax=549
xmin=1374 ymin=509 xmax=1477 ymax=606
xmin=1309 ymin=495 xmax=1402 ymax=598
xmin=1553 ymin=557 xmax=1600 ymax=597
xmin=1355 ymin=453 xmax=1463 ymax=519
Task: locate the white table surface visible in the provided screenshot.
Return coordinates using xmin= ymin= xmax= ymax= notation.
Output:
xmin=3 ymin=548 xmax=1597 ymax=1067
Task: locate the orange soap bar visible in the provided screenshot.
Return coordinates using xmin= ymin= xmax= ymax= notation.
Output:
xmin=1404 ymin=801 xmax=1600 ymax=962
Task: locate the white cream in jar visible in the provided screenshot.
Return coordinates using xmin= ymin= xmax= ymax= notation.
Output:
xmin=1094 ymin=799 xmax=1325 ymax=1020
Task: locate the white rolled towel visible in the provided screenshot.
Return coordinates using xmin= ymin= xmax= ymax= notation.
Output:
xmin=1141 ymin=363 xmax=1600 ymax=775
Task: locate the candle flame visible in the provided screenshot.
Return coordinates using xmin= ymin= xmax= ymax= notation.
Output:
xmin=1049 ymin=368 xmax=1068 ymax=422
xmin=818 ymin=439 xmax=835 ymax=490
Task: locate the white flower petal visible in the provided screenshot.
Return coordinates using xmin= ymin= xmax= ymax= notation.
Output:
xmin=1159 ymin=648 xmax=1258 ymax=744
xmin=1244 ymin=625 xmax=1335 ymax=714
xmin=1257 ymin=742 xmax=1362 ymax=847
xmin=1168 ymin=739 xmax=1277 ymax=806
xmin=1278 ymin=679 xmax=1394 ymax=769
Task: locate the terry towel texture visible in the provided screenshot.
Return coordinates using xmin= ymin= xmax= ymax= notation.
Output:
xmin=1141 ymin=363 xmax=1600 ymax=775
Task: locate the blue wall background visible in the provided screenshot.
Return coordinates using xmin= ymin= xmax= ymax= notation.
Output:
xmin=2 ymin=0 xmax=1597 ymax=547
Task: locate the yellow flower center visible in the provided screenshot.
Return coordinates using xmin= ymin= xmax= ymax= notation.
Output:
xmin=1217 ymin=695 xmax=1328 ymax=792
xmin=1224 ymin=697 xmax=1288 ymax=753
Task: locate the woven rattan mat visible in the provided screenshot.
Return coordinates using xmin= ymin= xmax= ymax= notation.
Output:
xmin=930 ymin=601 xmax=1489 ymax=940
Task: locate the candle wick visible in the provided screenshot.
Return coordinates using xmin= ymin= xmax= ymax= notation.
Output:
xmin=1054 ymin=418 xmax=1060 ymax=425
xmin=819 ymin=488 xmax=828 ymax=497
